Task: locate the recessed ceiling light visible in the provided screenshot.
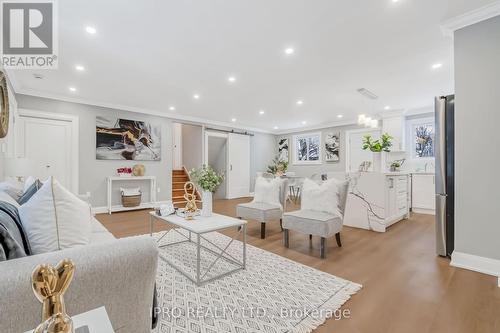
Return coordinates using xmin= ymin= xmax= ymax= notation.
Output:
xmin=69 ymin=87 xmax=77 ymax=92
xmin=231 ymin=118 xmax=237 ymax=122
xmin=296 ymin=100 xmax=304 ymax=106
xmin=301 ymin=121 xmax=307 ymax=125
xmin=259 ymin=110 xmax=265 ymax=115
xmin=273 ymin=126 xmax=279 ymax=130
xmin=169 ymin=106 xmax=175 ymax=111
xmin=75 ymin=65 xmax=85 ymax=71
xmin=384 ymin=105 xmax=391 ymax=110
xmin=284 ymin=47 xmax=295 ymax=55
xmin=392 ymin=0 xmax=400 ymax=3
xmin=193 ymin=94 xmax=200 ymax=100
xmin=227 ymin=76 xmax=236 ymax=83
xmin=432 ymin=63 xmax=443 ymax=69
xmin=85 ymin=26 xmax=97 ymax=34
xmin=337 ymin=114 xmax=343 ymax=119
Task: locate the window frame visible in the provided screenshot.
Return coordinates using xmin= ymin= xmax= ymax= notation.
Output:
xmin=407 ymin=117 xmax=435 ymax=160
xmin=292 ymin=132 xmax=322 ymax=165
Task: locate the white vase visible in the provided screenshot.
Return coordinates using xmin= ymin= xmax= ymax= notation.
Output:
xmin=201 ymin=190 xmax=213 ymax=217
xmin=372 ymin=153 xmax=382 ymax=172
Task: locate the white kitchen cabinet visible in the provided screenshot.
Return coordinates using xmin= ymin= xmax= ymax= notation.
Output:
xmin=344 ymin=172 xmax=409 ymax=232
xmin=382 ymin=116 xmax=405 ymax=152
xmin=411 ymin=173 xmax=436 ymax=214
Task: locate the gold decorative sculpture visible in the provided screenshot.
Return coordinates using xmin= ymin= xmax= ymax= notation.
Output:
xmin=183 ymin=181 xmax=198 ymax=220
xmin=0 ymin=71 xmax=10 ymax=139
xmin=132 ymin=164 xmax=145 ymax=176
xmin=32 ymin=259 xmax=76 ymax=333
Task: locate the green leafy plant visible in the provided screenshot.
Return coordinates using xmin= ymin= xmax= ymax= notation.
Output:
xmin=189 ymin=165 xmax=224 ymax=192
xmin=362 ymin=133 xmax=393 ymax=152
xmin=267 ymin=155 xmax=289 ymax=175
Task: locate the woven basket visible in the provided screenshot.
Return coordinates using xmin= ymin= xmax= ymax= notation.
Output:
xmin=121 ymin=193 xmax=142 ymax=207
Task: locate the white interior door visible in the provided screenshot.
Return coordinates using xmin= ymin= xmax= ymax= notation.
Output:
xmin=347 ymin=129 xmax=380 ymax=172
xmin=227 ymin=133 xmax=250 ymax=199
xmin=172 ymin=123 xmax=183 ymax=170
xmin=19 ymin=115 xmax=73 ymax=189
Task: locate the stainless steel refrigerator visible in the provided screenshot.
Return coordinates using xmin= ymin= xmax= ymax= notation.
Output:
xmin=435 ymin=95 xmax=455 ymax=257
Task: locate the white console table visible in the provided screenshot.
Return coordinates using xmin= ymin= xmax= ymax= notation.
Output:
xmin=106 ymin=176 xmax=157 ymax=214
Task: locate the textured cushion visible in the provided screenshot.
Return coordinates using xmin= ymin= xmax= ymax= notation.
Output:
xmin=301 ymin=178 xmax=340 ymax=216
xmin=0 ymin=201 xmax=31 ymax=258
xmin=283 ymin=210 xmax=342 ymax=237
xmin=253 ymin=177 xmax=282 ymax=206
xmin=0 ymin=179 xmax=24 ymax=201
xmin=19 ymin=177 xmax=92 ymax=254
xmin=0 ymin=207 xmax=27 ymax=261
xmin=236 ymin=201 xmax=283 ymax=222
xmin=0 ymin=236 xmax=158 ymax=333
xmin=23 ymin=176 xmax=36 ymax=193
xmin=0 ymin=191 xmax=20 ymax=208
xmin=17 ymin=179 xmax=42 ymax=205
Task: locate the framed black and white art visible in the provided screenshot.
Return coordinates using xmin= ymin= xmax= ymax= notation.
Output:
xmin=278 ymin=138 xmax=289 ymax=162
xmin=325 ymin=133 xmax=340 ymax=162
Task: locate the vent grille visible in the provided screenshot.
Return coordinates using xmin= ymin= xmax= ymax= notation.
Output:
xmin=357 ymin=88 xmax=378 ymax=100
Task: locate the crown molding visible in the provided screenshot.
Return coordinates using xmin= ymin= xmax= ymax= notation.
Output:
xmin=12 ymin=86 xmax=274 ymax=135
xmin=377 ymin=109 xmax=406 ymax=119
xmin=275 ymin=119 xmax=358 ymax=135
xmin=441 ymin=1 xmax=500 ymax=37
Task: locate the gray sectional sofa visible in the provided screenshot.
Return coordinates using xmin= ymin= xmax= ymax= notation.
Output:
xmin=0 ymin=188 xmax=158 ymax=333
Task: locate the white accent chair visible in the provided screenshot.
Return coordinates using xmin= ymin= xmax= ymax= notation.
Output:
xmin=283 ymin=179 xmax=350 ymax=258
xmin=236 ymin=178 xmax=288 ymax=239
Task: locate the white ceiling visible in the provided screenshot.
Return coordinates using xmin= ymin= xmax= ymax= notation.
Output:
xmin=8 ymin=0 xmax=497 ymax=133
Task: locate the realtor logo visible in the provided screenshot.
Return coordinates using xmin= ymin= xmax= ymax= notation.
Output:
xmin=1 ymin=0 xmax=58 ymax=68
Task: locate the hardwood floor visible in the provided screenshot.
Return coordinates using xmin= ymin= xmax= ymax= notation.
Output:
xmin=96 ymin=198 xmax=500 ymax=333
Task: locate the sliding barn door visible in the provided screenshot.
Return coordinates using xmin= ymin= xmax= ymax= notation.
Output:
xmin=227 ymin=133 xmax=250 ymax=199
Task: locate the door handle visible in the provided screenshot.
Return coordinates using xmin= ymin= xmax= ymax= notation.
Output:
xmin=230 ymin=164 xmax=233 ymax=171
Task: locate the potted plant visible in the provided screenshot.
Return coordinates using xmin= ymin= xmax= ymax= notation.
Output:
xmin=362 ymin=133 xmax=393 ymax=172
xmin=267 ymin=155 xmax=289 ymax=176
xmin=189 ymin=165 xmax=224 ymax=217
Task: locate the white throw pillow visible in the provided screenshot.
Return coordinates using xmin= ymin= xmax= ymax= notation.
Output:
xmin=23 ymin=176 xmax=36 ymax=193
xmin=301 ymin=178 xmax=340 ymax=216
xmin=0 ymin=178 xmax=24 ymax=200
xmin=19 ymin=177 xmax=92 ymax=254
xmin=253 ymin=177 xmax=282 ymax=207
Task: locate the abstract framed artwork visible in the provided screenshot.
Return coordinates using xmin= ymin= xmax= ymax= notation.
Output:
xmin=278 ymin=138 xmax=289 ymax=162
xmin=96 ymin=117 xmax=161 ymax=160
xmin=325 ymin=133 xmax=340 ymax=162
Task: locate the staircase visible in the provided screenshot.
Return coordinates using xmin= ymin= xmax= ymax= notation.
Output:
xmin=172 ymin=169 xmax=201 ymax=208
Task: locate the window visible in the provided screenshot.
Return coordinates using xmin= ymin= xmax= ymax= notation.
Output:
xmin=411 ymin=119 xmax=435 ymax=159
xmin=293 ymin=132 xmax=321 ymax=164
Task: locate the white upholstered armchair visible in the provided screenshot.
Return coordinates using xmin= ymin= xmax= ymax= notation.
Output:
xmin=283 ymin=179 xmax=350 ymax=258
xmin=236 ymin=177 xmax=288 ymax=239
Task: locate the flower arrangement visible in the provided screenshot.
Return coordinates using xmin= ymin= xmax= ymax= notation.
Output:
xmin=267 ymin=155 xmax=289 ymax=176
xmin=189 ymin=165 xmax=224 ymax=193
xmin=362 ymin=133 xmax=393 ymax=153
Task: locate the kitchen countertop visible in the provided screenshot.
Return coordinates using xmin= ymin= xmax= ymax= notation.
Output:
xmin=410 ymin=172 xmax=435 ymax=175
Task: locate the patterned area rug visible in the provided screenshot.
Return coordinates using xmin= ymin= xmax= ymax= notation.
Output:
xmin=152 ymin=230 xmax=361 ymax=333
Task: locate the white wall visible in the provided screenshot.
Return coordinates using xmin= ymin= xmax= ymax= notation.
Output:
xmin=278 ymin=124 xmax=363 ymax=177
xmin=181 ymin=123 xmax=203 ymax=172
xmin=15 ymin=94 xmax=173 ymax=208
xmin=454 ymin=16 xmax=500 ymax=261
xmin=249 ymin=132 xmax=276 ymax=191
xmin=207 ymin=136 xmax=227 ymax=199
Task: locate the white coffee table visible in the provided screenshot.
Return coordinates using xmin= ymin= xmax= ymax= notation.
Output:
xmin=149 ymin=211 xmax=247 ymax=286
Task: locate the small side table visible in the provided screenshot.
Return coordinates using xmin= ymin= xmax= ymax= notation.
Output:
xmin=24 ymin=307 xmax=114 ymax=333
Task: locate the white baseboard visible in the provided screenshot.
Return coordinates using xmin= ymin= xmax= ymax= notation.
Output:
xmin=411 ymin=208 xmax=435 ymax=215
xmin=91 ymin=200 xmax=172 ymax=215
xmin=451 ymin=251 xmax=500 ymax=281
